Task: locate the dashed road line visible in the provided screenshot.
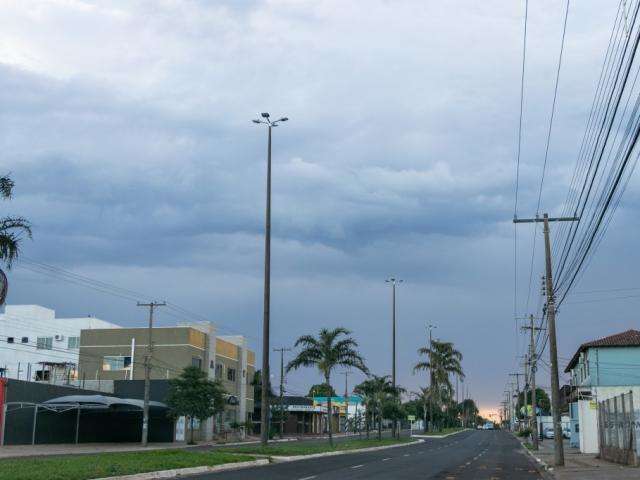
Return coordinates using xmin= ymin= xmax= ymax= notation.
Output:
xmin=298 ymin=477 xmax=317 ymax=480
xmin=351 ymin=464 xmax=364 ymax=469
xmin=382 ymin=457 xmax=392 ymax=462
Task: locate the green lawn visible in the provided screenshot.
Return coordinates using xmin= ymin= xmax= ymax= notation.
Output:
xmin=0 ymin=449 xmax=255 ymax=480
xmin=225 ymin=437 xmax=412 ymax=456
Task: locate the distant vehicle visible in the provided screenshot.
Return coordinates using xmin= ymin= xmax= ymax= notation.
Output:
xmin=544 ymin=427 xmax=554 ymax=439
xmin=483 ymin=422 xmax=494 ymax=430
xmin=563 ymin=428 xmax=571 ymax=439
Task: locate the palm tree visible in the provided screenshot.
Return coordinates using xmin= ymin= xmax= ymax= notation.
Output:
xmin=0 ymin=175 xmax=31 ymax=304
xmin=354 ymin=375 xmax=400 ymax=440
xmin=414 ymin=339 xmax=463 ymax=431
xmin=287 ymin=327 xmax=368 ymax=445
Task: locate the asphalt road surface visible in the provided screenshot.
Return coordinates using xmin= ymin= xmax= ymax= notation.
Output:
xmin=196 ymin=430 xmax=543 ymax=480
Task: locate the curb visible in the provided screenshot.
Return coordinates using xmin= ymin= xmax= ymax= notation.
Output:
xmin=92 ymin=459 xmax=270 ymax=480
xmin=411 ymin=429 xmax=470 ymax=439
xmin=516 ymin=438 xmax=555 ymax=480
xmin=270 ymin=439 xmax=425 ymax=463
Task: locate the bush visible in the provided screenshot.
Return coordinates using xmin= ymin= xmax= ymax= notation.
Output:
xmin=517 ymin=428 xmax=532 ymax=437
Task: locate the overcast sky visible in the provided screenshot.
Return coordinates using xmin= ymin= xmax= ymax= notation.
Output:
xmin=2 ymin=0 xmax=638 ymax=416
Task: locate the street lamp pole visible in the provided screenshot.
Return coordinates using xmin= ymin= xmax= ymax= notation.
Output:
xmin=253 ymin=113 xmax=288 ymax=446
xmin=385 ymin=277 xmax=402 ymax=438
xmin=427 ymin=323 xmax=436 ymax=432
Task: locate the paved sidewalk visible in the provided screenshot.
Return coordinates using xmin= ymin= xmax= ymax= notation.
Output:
xmin=524 ymin=438 xmax=638 ymax=479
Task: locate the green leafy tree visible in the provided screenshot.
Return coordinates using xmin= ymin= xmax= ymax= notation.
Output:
xmin=287 ymin=327 xmax=368 ymax=446
xmin=516 ymin=388 xmax=551 ymax=416
xmin=251 ymin=369 xmax=275 ymax=404
xmin=308 ymin=383 xmax=337 ymax=398
xmin=354 ymin=375 xmax=401 ymax=440
xmin=414 ymin=339 xmax=464 ymax=431
xmin=166 ymin=366 xmax=226 ymax=444
xmin=458 ymin=398 xmax=479 ymax=427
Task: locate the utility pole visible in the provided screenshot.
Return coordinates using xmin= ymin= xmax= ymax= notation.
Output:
xmin=523 ymin=354 xmax=529 ymax=432
xmin=509 ymin=372 xmax=524 ymax=429
xmin=522 ymin=314 xmax=544 ymax=450
xmin=253 ymin=113 xmax=288 ymax=445
xmin=137 ymin=301 xmax=166 ymax=447
xmin=273 ymin=347 xmax=291 ymax=438
xmin=341 ymin=371 xmax=350 ymax=433
xmin=514 ymin=213 xmax=577 ymax=466
xmin=386 ymin=277 xmax=403 ymax=438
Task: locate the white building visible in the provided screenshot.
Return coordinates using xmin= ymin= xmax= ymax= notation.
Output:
xmin=0 ymin=304 xmax=120 ymax=381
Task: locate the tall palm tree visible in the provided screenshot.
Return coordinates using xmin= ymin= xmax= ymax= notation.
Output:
xmin=414 ymin=339 xmax=464 ymax=431
xmin=0 ymin=175 xmax=31 ymax=304
xmin=287 ymin=327 xmax=368 ymax=445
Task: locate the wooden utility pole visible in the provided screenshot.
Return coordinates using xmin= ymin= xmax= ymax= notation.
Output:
xmin=514 ymin=213 xmax=577 ymax=466
xmin=522 ymin=314 xmax=544 ymax=450
xmin=137 ymin=301 xmax=166 ymax=447
xmin=273 ymin=347 xmax=291 ymax=437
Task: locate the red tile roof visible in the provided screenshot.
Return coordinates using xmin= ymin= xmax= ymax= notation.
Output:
xmin=564 ymin=329 xmax=640 ymax=372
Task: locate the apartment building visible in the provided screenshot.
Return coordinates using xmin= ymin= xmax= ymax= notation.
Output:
xmin=0 ymin=304 xmax=120 ymax=381
xmin=77 ymin=322 xmax=254 ymax=437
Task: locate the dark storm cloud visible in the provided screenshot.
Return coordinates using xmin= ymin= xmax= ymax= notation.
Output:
xmin=0 ymin=0 xmax=634 ymax=411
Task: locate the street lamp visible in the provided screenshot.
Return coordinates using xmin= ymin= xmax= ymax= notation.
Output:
xmin=426 ymin=323 xmax=436 ymax=431
xmin=253 ymin=112 xmax=288 ymax=446
xmin=385 ymin=277 xmax=403 ymax=438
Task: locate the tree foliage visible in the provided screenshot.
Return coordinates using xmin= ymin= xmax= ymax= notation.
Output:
xmin=354 ymin=375 xmax=402 ymax=440
xmin=287 ymin=327 xmax=368 ymax=445
xmin=166 ymin=366 xmax=226 ymax=444
xmin=308 ymin=383 xmax=337 ymax=398
xmin=516 ymin=388 xmax=551 ymax=415
xmin=414 ymin=339 xmax=464 ymax=432
xmin=0 ymin=175 xmax=31 ymax=269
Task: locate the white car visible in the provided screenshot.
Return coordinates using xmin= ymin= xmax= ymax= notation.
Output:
xmin=543 ymin=428 xmax=554 ymax=439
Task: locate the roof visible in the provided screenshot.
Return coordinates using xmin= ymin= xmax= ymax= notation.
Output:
xmin=564 ymin=329 xmax=640 ymax=372
xmin=43 ymin=395 xmax=167 ymax=410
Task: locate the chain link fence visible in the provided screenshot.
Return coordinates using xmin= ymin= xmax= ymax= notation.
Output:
xmin=598 ymin=391 xmax=639 ymax=466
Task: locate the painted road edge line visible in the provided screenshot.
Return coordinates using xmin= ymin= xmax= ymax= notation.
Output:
xmin=411 ymin=428 xmax=471 ymax=439
xmin=270 ymin=439 xmax=425 ymax=463
xmin=92 ymin=459 xmax=270 ymax=480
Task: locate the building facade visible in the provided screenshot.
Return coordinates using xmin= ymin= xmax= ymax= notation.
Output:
xmin=77 ymin=323 xmax=254 ymax=439
xmin=565 ymin=329 xmax=640 ymax=454
xmin=0 ymin=305 xmax=120 ymax=382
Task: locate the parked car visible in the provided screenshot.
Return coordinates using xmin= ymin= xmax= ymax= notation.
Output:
xmin=483 ymin=422 xmax=494 ymax=430
xmin=543 ymin=427 xmax=554 ymax=439
xmin=563 ymin=428 xmax=571 ymax=439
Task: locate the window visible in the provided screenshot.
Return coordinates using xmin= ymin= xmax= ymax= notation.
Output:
xmin=7 ymin=337 xmax=14 ymax=344
xmin=192 ymin=357 xmax=202 ymax=369
xmin=227 ymin=367 xmax=236 ymax=382
xmin=210 ymin=360 xmax=214 ymax=369
xmin=102 ymin=355 xmax=132 ymax=371
xmin=37 ymin=337 xmax=53 ymax=350
xmin=67 ymin=337 xmax=80 ymax=349
xmin=21 ymin=337 xmax=28 ymax=343
xmin=215 ymin=363 xmax=224 ymax=379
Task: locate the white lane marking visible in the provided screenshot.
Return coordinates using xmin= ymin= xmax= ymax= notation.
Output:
xmin=403 ymin=454 xmax=410 ymax=457
xmin=382 ymin=457 xmax=392 ymax=461
xmin=351 ymin=464 xmax=364 ymax=469
xmin=298 ymin=477 xmax=317 ymax=480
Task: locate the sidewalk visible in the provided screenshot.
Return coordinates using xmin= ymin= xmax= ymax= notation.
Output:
xmin=524 ymin=438 xmax=638 ymax=480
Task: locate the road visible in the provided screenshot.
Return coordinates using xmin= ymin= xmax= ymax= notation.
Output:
xmin=197 ymin=430 xmax=543 ymax=479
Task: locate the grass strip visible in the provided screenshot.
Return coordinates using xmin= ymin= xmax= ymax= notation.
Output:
xmin=0 ymin=449 xmax=255 ymax=480
xmin=225 ymin=437 xmax=412 ymax=456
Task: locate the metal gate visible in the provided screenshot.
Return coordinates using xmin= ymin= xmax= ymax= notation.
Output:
xmin=598 ymin=391 xmax=638 ymax=466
